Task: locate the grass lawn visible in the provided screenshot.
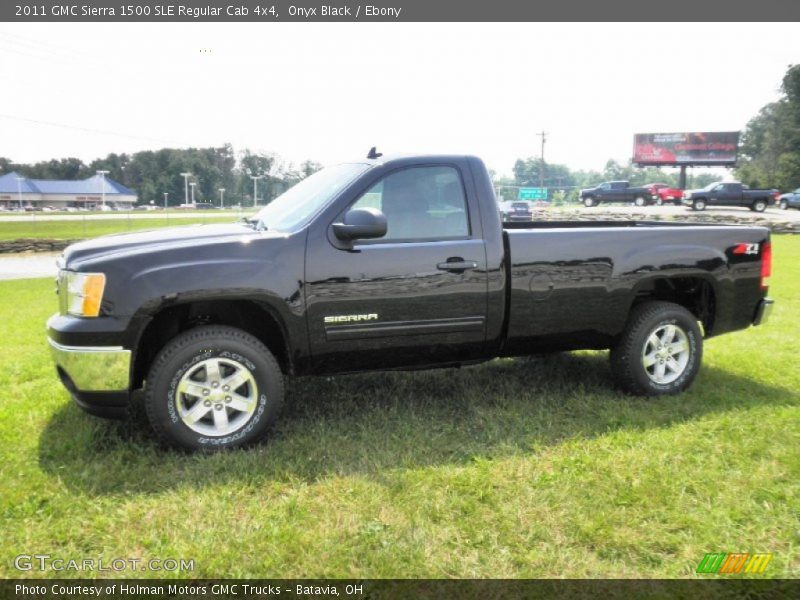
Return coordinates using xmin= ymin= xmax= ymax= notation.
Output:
xmin=0 ymin=214 xmax=245 ymax=241
xmin=0 ymin=237 xmax=798 ymax=579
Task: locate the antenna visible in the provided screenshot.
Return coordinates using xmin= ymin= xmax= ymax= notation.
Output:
xmin=367 ymin=146 xmax=382 ymax=159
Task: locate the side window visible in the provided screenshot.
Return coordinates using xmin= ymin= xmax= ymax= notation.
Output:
xmin=350 ymin=166 xmax=469 ymax=241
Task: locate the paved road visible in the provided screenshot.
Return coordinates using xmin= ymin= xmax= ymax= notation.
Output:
xmin=0 ymin=210 xmax=247 ymax=223
xmin=0 ymin=252 xmax=59 ymax=280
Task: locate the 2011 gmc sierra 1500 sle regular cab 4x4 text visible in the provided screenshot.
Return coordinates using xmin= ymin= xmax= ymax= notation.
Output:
xmin=47 ymin=153 xmax=774 ymax=450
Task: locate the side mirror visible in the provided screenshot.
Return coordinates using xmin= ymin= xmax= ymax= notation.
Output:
xmin=332 ymin=207 xmax=387 ymax=242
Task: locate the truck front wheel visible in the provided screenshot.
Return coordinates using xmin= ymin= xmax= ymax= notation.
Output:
xmin=144 ymin=325 xmax=284 ymax=451
xmin=692 ymin=199 xmax=706 ymax=211
xmin=583 ymin=197 xmax=596 ymax=207
xmin=610 ymin=301 xmax=702 ymax=396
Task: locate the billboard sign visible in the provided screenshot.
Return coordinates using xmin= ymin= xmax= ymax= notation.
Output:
xmin=633 ymin=132 xmax=740 ymax=166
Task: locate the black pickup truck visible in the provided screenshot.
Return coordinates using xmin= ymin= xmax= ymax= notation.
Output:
xmin=579 ymin=181 xmax=656 ymax=207
xmin=48 ymin=154 xmax=774 ymax=450
xmin=683 ymin=181 xmax=778 ymax=212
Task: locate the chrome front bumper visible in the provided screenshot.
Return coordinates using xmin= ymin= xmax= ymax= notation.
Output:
xmin=47 ymin=338 xmax=131 ymax=391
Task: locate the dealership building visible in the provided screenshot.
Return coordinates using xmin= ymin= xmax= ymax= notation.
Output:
xmin=0 ymin=171 xmax=137 ymax=210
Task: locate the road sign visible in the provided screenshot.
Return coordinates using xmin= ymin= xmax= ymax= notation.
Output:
xmin=518 ymin=187 xmax=548 ymax=200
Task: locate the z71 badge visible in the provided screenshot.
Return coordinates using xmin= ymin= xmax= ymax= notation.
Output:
xmin=732 ymin=243 xmax=760 ymax=255
xmin=324 ymin=314 xmax=379 ymax=324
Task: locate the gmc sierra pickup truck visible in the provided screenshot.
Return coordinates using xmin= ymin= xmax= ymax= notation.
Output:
xmin=579 ymin=181 xmax=656 ymax=207
xmin=683 ymin=181 xmax=778 ymax=212
xmin=48 ymin=154 xmax=774 ymax=451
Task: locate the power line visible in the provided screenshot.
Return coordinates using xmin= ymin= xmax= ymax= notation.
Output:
xmin=0 ymin=113 xmax=186 ymax=146
xmin=537 ymin=130 xmax=547 ymax=189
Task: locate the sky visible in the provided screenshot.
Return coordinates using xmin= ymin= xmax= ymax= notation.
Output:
xmin=0 ymin=22 xmax=796 ymax=177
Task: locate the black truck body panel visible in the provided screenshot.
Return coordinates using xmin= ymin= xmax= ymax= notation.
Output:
xmin=47 ymin=154 xmax=772 ymax=414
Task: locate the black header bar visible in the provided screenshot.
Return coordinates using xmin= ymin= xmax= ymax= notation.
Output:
xmin=3 ymin=0 xmax=800 ymax=22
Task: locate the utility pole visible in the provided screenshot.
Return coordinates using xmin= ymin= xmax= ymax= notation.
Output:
xmin=250 ymin=175 xmax=264 ymax=208
xmin=180 ymin=172 xmax=192 ymax=206
xmin=190 ymin=181 xmax=197 ymax=205
xmin=218 ymin=188 xmax=226 ymax=209
xmin=96 ymin=170 xmax=109 ymax=208
xmin=163 ymin=192 xmax=168 ymax=209
xmin=536 ymin=131 xmax=547 ymax=190
xmin=15 ymin=176 xmax=24 ymax=209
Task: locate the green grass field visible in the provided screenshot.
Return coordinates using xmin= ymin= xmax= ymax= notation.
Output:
xmin=0 ymin=214 xmax=247 ymax=241
xmin=0 ymin=238 xmax=798 ymax=579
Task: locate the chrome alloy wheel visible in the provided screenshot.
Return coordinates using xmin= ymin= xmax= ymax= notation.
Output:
xmin=176 ymin=357 xmax=258 ymax=436
xmin=641 ymin=324 xmax=690 ymax=385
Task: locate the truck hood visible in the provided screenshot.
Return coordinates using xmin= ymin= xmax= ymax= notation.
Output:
xmin=62 ymin=222 xmax=277 ymax=268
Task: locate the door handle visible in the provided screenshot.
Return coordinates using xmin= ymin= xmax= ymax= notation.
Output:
xmin=437 ymin=258 xmax=478 ymax=272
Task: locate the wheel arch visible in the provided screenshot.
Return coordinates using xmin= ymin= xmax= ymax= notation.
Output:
xmin=628 ymin=275 xmax=717 ymax=335
xmin=131 ymin=297 xmax=294 ymax=391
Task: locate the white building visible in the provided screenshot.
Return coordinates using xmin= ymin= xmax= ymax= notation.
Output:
xmin=0 ymin=171 xmax=137 ymax=210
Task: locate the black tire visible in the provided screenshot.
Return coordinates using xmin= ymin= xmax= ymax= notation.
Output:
xmin=692 ymin=199 xmax=706 ymax=211
xmin=583 ymin=196 xmax=596 ymax=207
xmin=655 ymin=198 xmax=663 ymax=206
xmin=610 ymin=301 xmax=703 ymax=396
xmin=634 ymin=196 xmax=647 ymax=207
xmin=144 ymin=325 xmax=284 ymax=451
xmin=753 ymin=199 xmax=767 ymax=213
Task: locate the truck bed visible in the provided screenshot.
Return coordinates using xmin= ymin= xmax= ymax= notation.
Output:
xmin=500 ymin=222 xmax=769 ymax=355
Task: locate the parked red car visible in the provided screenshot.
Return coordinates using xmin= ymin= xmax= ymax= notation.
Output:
xmin=644 ymin=183 xmax=684 ymax=205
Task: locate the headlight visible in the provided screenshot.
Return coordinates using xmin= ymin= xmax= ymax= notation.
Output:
xmin=61 ymin=271 xmax=106 ymax=317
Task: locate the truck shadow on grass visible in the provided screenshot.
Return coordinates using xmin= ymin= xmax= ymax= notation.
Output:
xmin=38 ymin=351 xmax=798 ymax=496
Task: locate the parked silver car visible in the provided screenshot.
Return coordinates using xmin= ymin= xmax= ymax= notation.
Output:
xmin=778 ymin=188 xmax=800 ymax=210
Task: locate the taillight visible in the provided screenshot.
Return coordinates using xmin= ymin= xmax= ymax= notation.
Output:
xmin=760 ymin=241 xmax=772 ymax=292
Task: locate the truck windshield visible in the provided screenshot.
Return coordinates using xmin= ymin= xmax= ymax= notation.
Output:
xmin=252 ymin=163 xmax=370 ymax=232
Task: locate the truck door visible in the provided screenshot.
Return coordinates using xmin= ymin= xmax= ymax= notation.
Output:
xmin=304 ymin=163 xmax=489 ymax=373
xmin=726 ymin=183 xmax=745 ymax=206
xmin=708 ymin=183 xmax=728 ymax=206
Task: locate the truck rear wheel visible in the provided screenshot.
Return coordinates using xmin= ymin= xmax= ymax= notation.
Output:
xmin=634 ymin=196 xmax=647 ymax=207
xmin=610 ymin=301 xmax=702 ymax=396
xmin=144 ymin=325 xmax=284 ymax=451
xmin=752 ymin=199 xmax=767 ymax=212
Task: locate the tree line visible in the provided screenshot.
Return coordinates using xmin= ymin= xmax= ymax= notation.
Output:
xmin=737 ymin=64 xmax=800 ymax=191
xmin=0 ymin=145 xmax=321 ymax=207
xmin=502 ymin=63 xmax=800 ymax=201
